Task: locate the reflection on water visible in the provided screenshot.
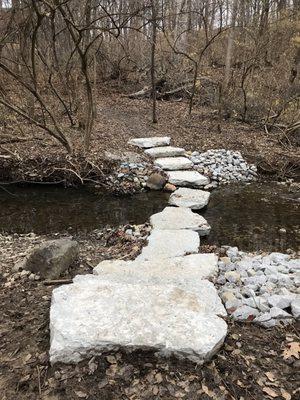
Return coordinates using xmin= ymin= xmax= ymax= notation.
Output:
xmin=0 ymin=183 xmax=299 ymax=252
xmin=201 ymin=183 xmax=300 ymax=252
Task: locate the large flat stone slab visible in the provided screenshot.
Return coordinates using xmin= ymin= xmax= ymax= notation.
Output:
xmin=137 ymin=229 xmax=200 ymax=261
xmin=128 ymin=137 xmax=170 ymax=148
xmin=150 ymin=207 xmax=210 ymax=235
xmin=93 ymin=263 xmax=225 ymax=316
xmin=145 ymin=146 xmax=185 ymax=158
xmin=167 ymin=171 xmax=210 ymax=188
xmin=169 ymin=188 xmax=210 ymax=210
xmin=94 ymin=253 xmax=219 ymax=284
xmin=50 ymin=275 xmax=227 ymax=364
xmin=154 ymin=157 xmax=193 ymax=171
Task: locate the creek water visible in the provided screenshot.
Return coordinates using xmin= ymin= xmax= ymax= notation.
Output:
xmin=0 ymin=183 xmax=299 ymax=252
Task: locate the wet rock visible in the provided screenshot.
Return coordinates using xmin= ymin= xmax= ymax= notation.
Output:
xmin=146 ymin=172 xmax=167 ymax=190
xmin=22 ymin=239 xmax=79 ymax=279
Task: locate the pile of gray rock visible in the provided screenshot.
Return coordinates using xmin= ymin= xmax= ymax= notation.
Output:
xmin=216 ymin=246 xmax=300 ymax=327
xmin=189 ymin=149 xmax=257 ymax=185
xmin=127 ymin=137 xmax=258 ymax=188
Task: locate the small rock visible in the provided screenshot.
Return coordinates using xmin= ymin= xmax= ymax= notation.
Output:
xmin=231 ymin=305 xmax=259 ymax=321
xmin=146 ymin=173 xmax=167 ymax=190
xmin=269 ymin=307 xmax=292 ymax=319
xmin=291 ymin=298 xmax=300 ymax=318
xmin=163 ymin=183 xmax=176 ymax=192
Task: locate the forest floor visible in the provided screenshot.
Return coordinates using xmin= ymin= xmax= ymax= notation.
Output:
xmin=0 ymin=227 xmax=299 ymax=400
xmin=1 ymin=93 xmax=299 ymax=184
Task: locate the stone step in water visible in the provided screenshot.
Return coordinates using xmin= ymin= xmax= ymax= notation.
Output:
xmin=50 ymin=275 xmax=227 ymax=364
xmin=128 ymin=136 xmax=170 ymax=148
xmin=169 ymin=188 xmax=210 ymax=210
xmin=167 ymin=170 xmax=210 ymax=188
xmin=154 ymin=157 xmax=193 ymax=171
xmin=136 ymin=229 xmax=200 ymax=261
xmin=145 ymin=146 xmax=185 ymax=158
xmin=150 ymin=207 xmax=210 ymax=235
xmin=94 ymin=253 xmax=220 ymax=285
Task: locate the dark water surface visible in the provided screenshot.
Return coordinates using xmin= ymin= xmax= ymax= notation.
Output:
xmin=0 ymin=183 xmax=299 ymax=252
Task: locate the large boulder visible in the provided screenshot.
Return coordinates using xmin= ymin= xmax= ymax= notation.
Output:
xmin=50 ymin=275 xmax=227 ymax=364
xmin=154 ymin=157 xmax=193 ymax=171
xmin=128 ymin=136 xmax=170 ymax=148
xmin=23 ymin=239 xmax=79 ymax=279
xmin=150 ymin=207 xmax=211 ymax=235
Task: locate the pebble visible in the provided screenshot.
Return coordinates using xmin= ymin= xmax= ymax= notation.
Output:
xmin=217 ymin=246 xmax=300 ymax=327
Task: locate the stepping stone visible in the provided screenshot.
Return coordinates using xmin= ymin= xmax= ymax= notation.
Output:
xmin=50 ymin=275 xmax=227 ymax=364
xmin=169 ymin=188 xmax=210 ymax=210
xmin=137 ymin=229 xmax=200 ymax=261
xmin=93 ymin=263 xmax=224 ymax=315
xmin=128 ymin=136 xmax=170 ymax=148
xmin=167 ymin=171 xmax=210 ymax=188
xmin=150 ymin=207 xmax=211 ymax=236
xmin=94 ymin=254 xmax=220 ymax=287
xmin=145 ymin=146 xmax=185 ymax=158
xmin=154 ymin=157 xmax=193 ymax=171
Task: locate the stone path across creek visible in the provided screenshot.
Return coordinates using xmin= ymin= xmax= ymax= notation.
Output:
xmin=49 ymin=137 xmax=228 ymax=365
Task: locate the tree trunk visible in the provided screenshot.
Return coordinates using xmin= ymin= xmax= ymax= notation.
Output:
xmin=150 ymin=0 xmax=158 ymax=123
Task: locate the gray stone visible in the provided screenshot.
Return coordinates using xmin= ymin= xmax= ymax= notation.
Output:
xmin=150 ymin=207 xmax=211 ymax=235
xmin=254 ymin=313 xmax=276 ymax=328
xmin=268 ymin=294 xmax=295 ymax=309
xmin=269 ymin=307 xmax=292 ymax=319
xmin=137 ymin=229 xmax=200 ymax=261
xmin=291 ymin=298 xmax=300 ymax=319
xmin=224 ymin=271 xmax=241 ymax=283
xmin=128 ymin=136 xmax=170 ymax=148
xmin=154 ymin=157 xmax=193 ymax=171
xmin=50 ymin=275 xmax=227 ymax=364
xmin=243 ymin=275 xmax=267 ymax=286
xmin=168 ymin=188 xmax=210 ymax=210
xmin=145 ymin=146 xmax=185 ymax=158
xmin=231 ymin=305 xmax=259 ymax=321
xmin=22 ymin=239 xmax=79 ymax=280
xmin=167 ymin=171 xmax=210 ymax=188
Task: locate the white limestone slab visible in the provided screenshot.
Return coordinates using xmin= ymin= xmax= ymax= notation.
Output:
xmin=137 ymin=229 xmax=200 ymax=261
xmin=167 ymin=171 xmax=210 ymax=187
xmin=128 ymin=136 xmax=170 ymax=148
xmin=169 ymin=188 xmax=210 ymax=210
xmin=50 ymin=275 xmax=227 ymax=364
xmin=150 ymin=207 xmax=210 ymax=235
xmin=145 ymin=146 xmax=185 ymax=158
xmin=94 ymin=253 xmax=219 ymax=283
xmin=154 ymin=157 xmax=193 ymax=171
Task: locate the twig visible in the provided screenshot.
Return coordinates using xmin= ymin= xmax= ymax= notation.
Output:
xmin=43 ymin=279 xmax=73 ymax=286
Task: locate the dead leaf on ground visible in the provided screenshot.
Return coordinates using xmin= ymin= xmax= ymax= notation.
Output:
xmin=262 ymin=386 xmax=278 ymax=398
xmin=282 ymin=342 xmax=300 ymax=360
xmin=280 ymin=388 xmax=292 ymax=400
xmin=265 ymin=371 xmax=276 ymax=382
